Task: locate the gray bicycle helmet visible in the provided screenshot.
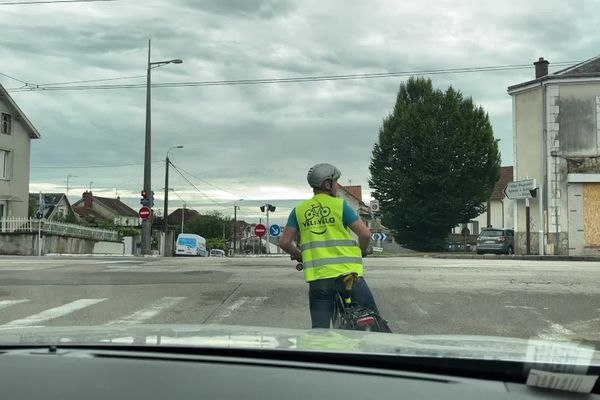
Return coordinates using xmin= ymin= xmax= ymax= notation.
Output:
xmin=307 ymin=163 xmax=342 ymax=188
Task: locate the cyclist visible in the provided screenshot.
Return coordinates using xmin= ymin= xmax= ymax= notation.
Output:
xmin=279 ymin=163 xmax=380 ymax=328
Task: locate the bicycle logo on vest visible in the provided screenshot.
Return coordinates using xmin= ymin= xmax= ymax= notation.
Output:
xmin=303 ymin=203 xmax=335 ymax=235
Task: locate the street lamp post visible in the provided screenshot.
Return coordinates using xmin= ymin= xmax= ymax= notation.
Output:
xmin=141 ymin=39 xmax=183 ymax=255
xmin=163 ymin=145 xmax=183 ymax=257
xmin=233 ymin=199 xmax=243 ymax=255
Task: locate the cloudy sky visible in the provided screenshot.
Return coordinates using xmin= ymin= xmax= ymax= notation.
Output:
xmin=1 ymin=0 xmax=599 ymax=224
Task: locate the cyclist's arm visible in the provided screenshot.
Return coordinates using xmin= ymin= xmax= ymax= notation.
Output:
xmin=280 ymin=227 xmax=302 ymax=261
xmin=348 ymin=219 xmax=371 ymax=256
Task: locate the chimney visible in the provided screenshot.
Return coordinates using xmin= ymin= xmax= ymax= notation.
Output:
xmin=83 ymin=191 xmax=93 ymax=207
xmin=534 ymin=57 xmax=549 ymax=79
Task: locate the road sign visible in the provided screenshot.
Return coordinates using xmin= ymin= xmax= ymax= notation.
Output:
xmin=139 ymin=206 xmax=151 ymax=219
xmin=269 ymin=224 xmax=281 ymax=237
xmin=372 ymin=246 xmax=384 ymax=252
xmin=369 ymin=200 xmax=380 ymax=212
xmin=254 ymin=223 xmax=267 ymax=237
xmin=504 ymin=179 xmax=536 ymax=200
xmin=371 ymin=232 xmax=388 ymax=241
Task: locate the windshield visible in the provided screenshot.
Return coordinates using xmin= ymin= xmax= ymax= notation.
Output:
xmin=1 ymin=0 xmax=600 ymax=376
xmin=480 ymin=230 xmax=503 ymax=237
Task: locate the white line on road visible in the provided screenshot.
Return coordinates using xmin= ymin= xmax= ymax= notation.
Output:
xmin=538 ymin=322 xmax=575 ymax=341
xmin=106 ymin=297 xmax=186 ymax=326
xmin=0 ymin=299 xmax=29 ymax=310
xmin=1 ymin=298 xmax=107 ymax=328
xmin=212 ymin=296 xmax=268 ymax=323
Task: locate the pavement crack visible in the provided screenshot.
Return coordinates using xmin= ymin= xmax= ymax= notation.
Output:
xmin=201 ymin=283 xmax=243 ymax=324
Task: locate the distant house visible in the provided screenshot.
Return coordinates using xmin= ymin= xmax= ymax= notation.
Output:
xmin=452 ymin=166 xmax=515 ymax=236
xmin=0 ymin=83 xmax=41 ymax=219
xmin=508 ymin=55 xmax=600 ymax=255
xmin=28 ymin=193 xmax=76 ymax=221
xmin=337 ymin=185 xmax=371 ymax=222
xmin=72 ymin=191 xmax=139 ymax=226
xmin=167 ymin=207 xmax=200 ymax=226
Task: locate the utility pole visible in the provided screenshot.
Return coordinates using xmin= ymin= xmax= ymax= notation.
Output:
xmin=141 ymin=39 xmax=183 ymax=255
xmin=163 ymin=146 xmax=183 ymax=257
xmin=260 ymin=204 xmax=276 ymax=254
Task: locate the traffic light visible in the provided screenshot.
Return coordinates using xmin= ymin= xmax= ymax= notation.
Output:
xmin=260 ymin=204 xmax=276 ymax=212
xmin=529 ymin=188 xmax=538 ymax=198
xmin=140 ymin=190 xmax=155 ymax=207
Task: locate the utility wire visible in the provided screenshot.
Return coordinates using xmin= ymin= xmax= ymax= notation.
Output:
xmin=3 ymin=61 xmax=581 ymax=93
xmin=31 ymin=160 xmax=162 ymax=169
xmin=0 ymin=0 xmax=117 ymax=5
xmin=170 ymin=162 xmax=230 ymax=208
xmin=175 ymin=166 xmax=243 ymax=199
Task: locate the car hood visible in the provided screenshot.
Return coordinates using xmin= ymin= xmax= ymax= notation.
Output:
xmin=0 ymin=324 xmax=597 ymax=366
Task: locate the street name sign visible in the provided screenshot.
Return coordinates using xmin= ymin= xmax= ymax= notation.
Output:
xmin=504 ymin=179 xmax=536 ymax=200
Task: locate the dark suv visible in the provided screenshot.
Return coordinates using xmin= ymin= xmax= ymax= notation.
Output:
xmin=476 ymin=228 xmax=515 ymax=255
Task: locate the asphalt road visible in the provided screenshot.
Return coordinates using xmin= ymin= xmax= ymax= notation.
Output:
xmin=0 ymin=255 xmax=599 ymax=343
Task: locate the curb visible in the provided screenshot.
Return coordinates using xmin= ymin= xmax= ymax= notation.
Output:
xmin=430 ymin=254 xmax=600 ymax=262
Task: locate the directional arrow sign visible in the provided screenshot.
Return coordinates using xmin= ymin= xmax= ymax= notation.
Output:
xmin=504 ymin=179 xmax=536 ymax=200
xmin=371 ymin=232 xmax=388 ymax=241
xmin=269 ymin=224 xmax=281 ymax=237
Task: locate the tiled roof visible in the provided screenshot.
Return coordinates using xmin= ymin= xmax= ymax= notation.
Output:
xmin=93 ymin=196 xmax=139 ymax=217
xmin=72 ymin=206 xmax=105 ymax=220
xmin=491 ymin=166 xmax=514 ymax=200
xmin=342 ymin=185 xmax=363 ymax=202
xmin=508 ymin=55 xmax=600 ymax=92
xmin=167 ymin=208 xmax=200 ymax=224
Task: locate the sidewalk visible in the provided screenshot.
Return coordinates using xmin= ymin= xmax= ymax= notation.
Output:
xmin=430 ymin=253 xmax=600 ymax=262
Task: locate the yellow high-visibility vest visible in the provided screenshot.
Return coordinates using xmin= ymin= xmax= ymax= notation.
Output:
xmin=295 ymin=194 xmax=363 ymax=282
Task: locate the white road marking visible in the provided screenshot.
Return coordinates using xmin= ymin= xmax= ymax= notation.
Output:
xmin=212 ymin=296 xmax=268 ymax=322
xmin=538 ymin=322 xmax=575 ymax=341
xmin=1 ymin=298 xmax=107 ymax=328
xmin=106 ymin=297 xmax=186 ymax=326
xmin=0 ymin=299 xmax=29 ymax=310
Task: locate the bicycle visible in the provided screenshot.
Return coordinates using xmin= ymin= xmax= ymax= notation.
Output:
xmin=296 ymin=263 xmax=392 ymax=333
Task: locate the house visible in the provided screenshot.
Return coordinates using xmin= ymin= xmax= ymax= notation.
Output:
xmin=452 ymin=166 xmax=515 ymax=236
xmin=28 ymin=193 xmax=76 ymax=221
xmin=72 ymin=191 xmax=140 ymax=226
xmin=167 ymin=207 xmax=200 ymax=227
xmin=507 ymin=55 xmax=600 ymax=255
xmin=337 ymin=185 xmax=371 ymax=222
xmin=0 ymin=83 xmax=41 ymax=219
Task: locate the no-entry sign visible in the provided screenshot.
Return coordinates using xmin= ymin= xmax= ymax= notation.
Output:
xmin=254 ymin=223 xmax=267 ymax=237
xmin=139 ymin=206 xmax=151 ymax=219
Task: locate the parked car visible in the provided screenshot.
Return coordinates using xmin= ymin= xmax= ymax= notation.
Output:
xmin=210 ymin=249 xmax=226 ymax=257
xmin=476 ymin=228 xmax=515 ymax=255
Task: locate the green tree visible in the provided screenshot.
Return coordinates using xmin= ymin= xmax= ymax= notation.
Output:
xmin=369 ymin=77 xmax=500 ymax=250
xmin=186 ymin=212 xmax=230 ymax=240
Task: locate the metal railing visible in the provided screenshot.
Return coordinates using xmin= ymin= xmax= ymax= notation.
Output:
xmin=0 ymin=217 xmax=119 ymax=242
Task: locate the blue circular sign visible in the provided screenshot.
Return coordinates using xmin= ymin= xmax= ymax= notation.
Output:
xmin=269 ymin=224 xmax=281 ymax=237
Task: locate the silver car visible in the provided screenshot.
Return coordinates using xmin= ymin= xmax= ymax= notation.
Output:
xmin=476 ymin=228 xmax=515 ymax=255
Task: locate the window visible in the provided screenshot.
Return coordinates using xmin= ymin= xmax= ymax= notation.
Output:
xmin=0 ymin=150 xmax=10 ymax=179
xmin=1 ymin=113 xmax=11 ymax=134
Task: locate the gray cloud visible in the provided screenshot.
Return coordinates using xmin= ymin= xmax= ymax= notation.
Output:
xmin=3 ymin=0 xmax=600 ymax=220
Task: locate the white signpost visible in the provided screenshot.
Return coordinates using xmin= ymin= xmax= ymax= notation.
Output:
xmin=503 ymin=179 xmax=544 ymax=255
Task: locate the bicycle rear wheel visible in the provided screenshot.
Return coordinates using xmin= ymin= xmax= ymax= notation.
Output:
xmin=331 ymin=293 xmax=347 ymax=329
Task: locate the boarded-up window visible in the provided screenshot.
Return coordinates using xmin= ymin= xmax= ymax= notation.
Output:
xmin=584 ymin=183 xmax=600 ymax=247
xmin=558 ymin=96 xmax=597 ymax=155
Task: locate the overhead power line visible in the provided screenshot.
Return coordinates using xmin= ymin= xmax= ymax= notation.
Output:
xmin=31 ymin=160 xmax=162 ymax=169
xmin=169 ymin=162 xmax=230 ymax=208
xmin=3 ymin=61 xmax=581 ymax=93
xmin=0 ymin=0 xmax=117 ymax=5
xmin=175 ymin=166 xmax=243 ymax=199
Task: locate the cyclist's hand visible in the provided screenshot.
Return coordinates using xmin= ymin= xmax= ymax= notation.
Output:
xmin=290 ymin=254 xmax=302 ymax=263
xmin=361 ymin=250 xmax=368 ymax=258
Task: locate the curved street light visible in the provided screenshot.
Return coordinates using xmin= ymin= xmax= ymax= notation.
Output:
xmin=141 ymin=38 xmax=183 ymax=255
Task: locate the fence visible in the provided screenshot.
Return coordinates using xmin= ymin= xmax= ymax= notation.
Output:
xmin=0 ymin=217 xmax=119 ymax=242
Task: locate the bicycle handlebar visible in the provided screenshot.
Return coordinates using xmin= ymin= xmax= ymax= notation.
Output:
xmin=295 ymin=263 xmax=304 ymax=271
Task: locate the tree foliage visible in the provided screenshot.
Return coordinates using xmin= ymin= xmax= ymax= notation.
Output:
xmin=185 ymin=211 xmax=230 ymax=241
xmin=369 ymin=77 xmax=500 ymax=250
